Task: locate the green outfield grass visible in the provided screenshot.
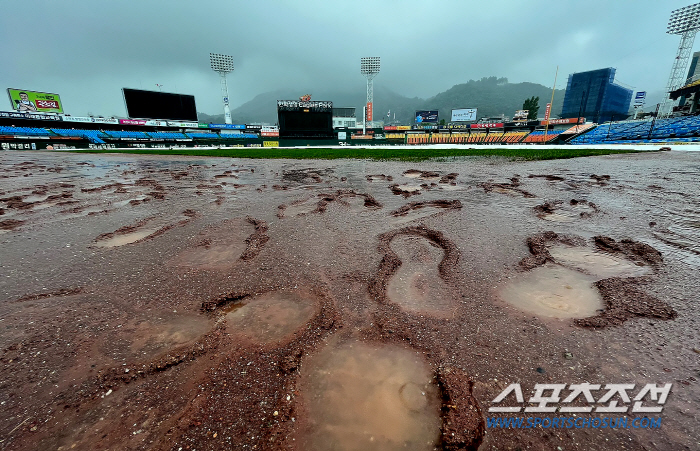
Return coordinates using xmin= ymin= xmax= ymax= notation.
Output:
xmin=68 ymin=146 xmax=651 ymax=161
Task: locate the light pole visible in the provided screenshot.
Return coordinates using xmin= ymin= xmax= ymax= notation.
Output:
xmin=361 ymin=57 xmax=380 ymax=129
xmin=661 ymin=3 xmax=700 ymax=117
xmin=210 ymin=53 xmax=235 ymax=125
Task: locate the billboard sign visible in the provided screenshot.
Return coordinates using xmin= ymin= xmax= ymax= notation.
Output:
xmin=415 ymin=110 xmax=439 ymax=123
xmin=122 ymin=88 xmax=197 ymax=121
xmin=366 ymin=102 xmax=373 ymax=121
xmin=634 ymin=91 xmax=646 ymax=105
xmin=513 ymin=110 xmax=529 ymax=121
xmin=8 ymin=88 xmax=64 ymax=114
xmin=451 ymin=108 xmax=477 ymax=122
xmin=544 ymin=103 xmax=552 ymax=121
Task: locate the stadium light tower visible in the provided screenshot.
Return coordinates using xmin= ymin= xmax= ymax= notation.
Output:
xmin=361 ymin=57 xmax=380 ymax=126
xmin=661 ymin=2 xmax=700 ymax=116
xmin=210 ymin=53 xmax=235 ymax=124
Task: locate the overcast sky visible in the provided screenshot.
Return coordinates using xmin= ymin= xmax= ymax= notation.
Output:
xmin=1 ymin=0 xmax=696 ymax=117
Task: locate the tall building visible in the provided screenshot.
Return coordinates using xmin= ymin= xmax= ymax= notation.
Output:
xmin=560 ymin=68 xmax=633 ymax=123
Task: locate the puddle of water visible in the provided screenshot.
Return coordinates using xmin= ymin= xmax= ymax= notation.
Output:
xmin=393 ymin=184 xmax=422 ymax=193
xmin=129 ymin=313 xmax=210 ymax=357
xmin=93 ymin=228 xmax=158 ymax=248
xmin=282 ymin=197 xmax=319 ymax=217
xmin=225 ymin=290 xmax=316 ymax=343
xmin=299 ymin=339 xmax=441 ymax=451
xmin=500 ymin=265 xmax=603 ymax=318
xmin=549 ymin=245 xmax=651 ymax=278
xmin=386 ymin=235 xmax=457 ymax=316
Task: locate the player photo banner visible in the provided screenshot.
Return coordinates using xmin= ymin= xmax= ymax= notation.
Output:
xmin=8 ymin=88 xmax=64 ymax=114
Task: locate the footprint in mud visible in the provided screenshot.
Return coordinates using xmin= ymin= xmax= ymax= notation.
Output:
xmin=222 ymin=290 xmax=317 ymax=343
xmin=500 ymin=264 xmax=604 ymax=318
xmin=388 ymin=183 xmax=423 ymax=197
xmin=480 ymin=177 xmax=535 ymax=198
xmin=170 ymin=217 xmax=268 ymax=269
xmin=534 ymin=199 xmax=598 ymax=222
xmin=278 ymin=191 xmax=381 ymax=218
xmin=390 ymin=200 xmax=462 ymax=224
xmin=371 ymin=227 xmax=460 ymax=317
xmin=504 ymin=232 xmax=675 ymax=326
xmin=128 ymin=312 xmax=211 ymax=359
xmin=92 ymin=210 xmax=197 ymax=248
xmin=298 ymin=338 xmax=441 ymax=451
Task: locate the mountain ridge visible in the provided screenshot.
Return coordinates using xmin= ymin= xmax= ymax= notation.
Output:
xmin=198 ymin=77 xmax=566 ymax=125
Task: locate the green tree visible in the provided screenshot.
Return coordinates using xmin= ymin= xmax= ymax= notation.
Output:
xmin=523 ymin=96 xmax=540 ymax=120
xmin=439 ymin=118 xmax=446 ymax=125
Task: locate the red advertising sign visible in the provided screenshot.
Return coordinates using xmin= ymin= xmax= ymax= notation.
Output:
xmin=470 ymin=123 xmax=504 ymax=129
xmin=384 ymin=125 xmax=397 ymax=131
xmin=366 ymin=102 xmax=373 ymax=121
xmin=540 ymin=117 xmax=585 ymax=126
xmin=119 ymin=119 xmax=147 ymax=125
xmin=544 ymin=103 xmax=551 ymax=121
xmin=35 ymin=99 xmax=60 ymax=109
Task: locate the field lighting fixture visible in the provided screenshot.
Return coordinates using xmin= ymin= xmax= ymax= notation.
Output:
xmin=210 ymin=53 xmax=235 ymax=124
xmin=661 ymin=2 xmax=700 ymax=116
xmin=361 ymin=57 xmax=380 ymax=124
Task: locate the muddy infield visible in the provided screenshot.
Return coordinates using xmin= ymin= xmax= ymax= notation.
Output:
xmin=0 ymin=150 xmax=698 ymax=451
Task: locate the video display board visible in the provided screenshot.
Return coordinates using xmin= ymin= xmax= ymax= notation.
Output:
xmin=7 ymin=88 xmax=63 ymax=113
xmin=415 ymin=110 xmax=439 ymax=123
xmin=122 ymin=88 xmax=197 ymax=121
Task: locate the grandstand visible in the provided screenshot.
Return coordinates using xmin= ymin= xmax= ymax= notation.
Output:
xmin=569 ymin=116 xmax=700 ymax=144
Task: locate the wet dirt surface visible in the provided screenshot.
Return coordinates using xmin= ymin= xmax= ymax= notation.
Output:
xmin=0 ymin=150 xmax=699 ymax=451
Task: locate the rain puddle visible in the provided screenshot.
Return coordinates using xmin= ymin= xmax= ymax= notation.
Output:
xmin=500 ymin=264 xmax=603 ymax=318
xmin=171 ymin=219 xmax=253 ymax=270
xmin=386 ymin=235 xmax=457 ymax=316
xmin=539 ymin=204 xmax=596 ymax=222
xmin=224 ymin=290 xmax=316 ymax=343
xmin=129 ymin=313 xmax=210 ymax=358
xmin=280 ymin=197 xmax=319 ymax=217
xmin=390 ymin=206 xmax=452 ymax=225
xmin=299 ymin=339 xmax=441 ymax=451
xmin=392 ymin=184 xmax=422 ymax=194
xmin=549 ymin=245 xmax=651 ymax=278
xmin=92 ymin=228 xmax=158 ymax=248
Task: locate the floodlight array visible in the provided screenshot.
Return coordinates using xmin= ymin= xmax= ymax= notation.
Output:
xmin=210 ymin=53 xmax=234 ymax=72
xmin=667 ymin=2 xmax=700 ymax=34
xmin=361 ymin=57 xmax=380 ymax=75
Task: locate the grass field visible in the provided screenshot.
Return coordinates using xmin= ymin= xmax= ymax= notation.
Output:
xmin=68 ymin=146 xmax=651 ymax=161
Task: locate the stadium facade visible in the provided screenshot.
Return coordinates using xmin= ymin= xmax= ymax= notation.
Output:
xmin=560 ymin=68 xmax=633 ymax=123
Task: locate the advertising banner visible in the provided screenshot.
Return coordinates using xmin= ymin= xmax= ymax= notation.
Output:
xmin=338 ymin=131 xmax=347 ymax=140
xmin=447 ymin=123 xmax=470 ymax=130
xmin=366 ymin=102 xmax=373 ymax=121
xmin=450 ymin=108 xmax=477 ymax=122
xmin=634 ymin=91 xmax=647 ymax=105
xmin=209 ymin=123 xmax=246 ymax=129
xmin=261 ymin=131 xmax=279 ymax=137
xmin=167 ymin=121 xmax=199 ymax=128
xmin=540 ymin=117 xmax=585 ymax=126
xmin=0 ymin=111 xmax=62 ymax=121
xmin=415 ymin=110 xmax=439 ymax=123
xmin=263 ymin=141 xmax=279 ymax=147
xmin=396 ymin=125 xmax=411 ymax=130
xmin=544 ymin=103 xmax=552 ymax=121
xmin=8 ymin=88 xmax=63 ymax=114
xmin=62 ymin=116 xmax=119 ymax=125
xmin=119 ymin=119 xmax=147 ymax=126
xmin=470 ymin=123 xmax=503 ymax=129
xmin=384 ymin=126 xmax=397 ymax=131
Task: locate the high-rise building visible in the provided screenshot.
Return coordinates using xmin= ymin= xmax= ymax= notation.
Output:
xmin=560 ymin=68 xmax=633 ymax=123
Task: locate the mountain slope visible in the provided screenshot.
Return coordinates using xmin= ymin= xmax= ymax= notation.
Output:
xmin=198 ymin=77 xmax=566 ymax=125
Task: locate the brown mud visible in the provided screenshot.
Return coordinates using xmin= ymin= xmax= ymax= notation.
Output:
xmin=515 ymin=231 xmax=677 ymax=327
xmin=1 ymin=151 xmax=697 ymax=451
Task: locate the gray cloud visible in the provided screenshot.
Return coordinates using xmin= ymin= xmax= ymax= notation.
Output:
xmin=1 ymin=0 xmax=693 ymax=116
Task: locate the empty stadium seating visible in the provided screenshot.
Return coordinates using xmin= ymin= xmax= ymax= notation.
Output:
xmin=522 ymin=130 xmax=564 ymax=143
xmin=0 ymin=126 xmax=52 ymax=136
xmin=570 ymin=116 xmax=700 ymax=144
